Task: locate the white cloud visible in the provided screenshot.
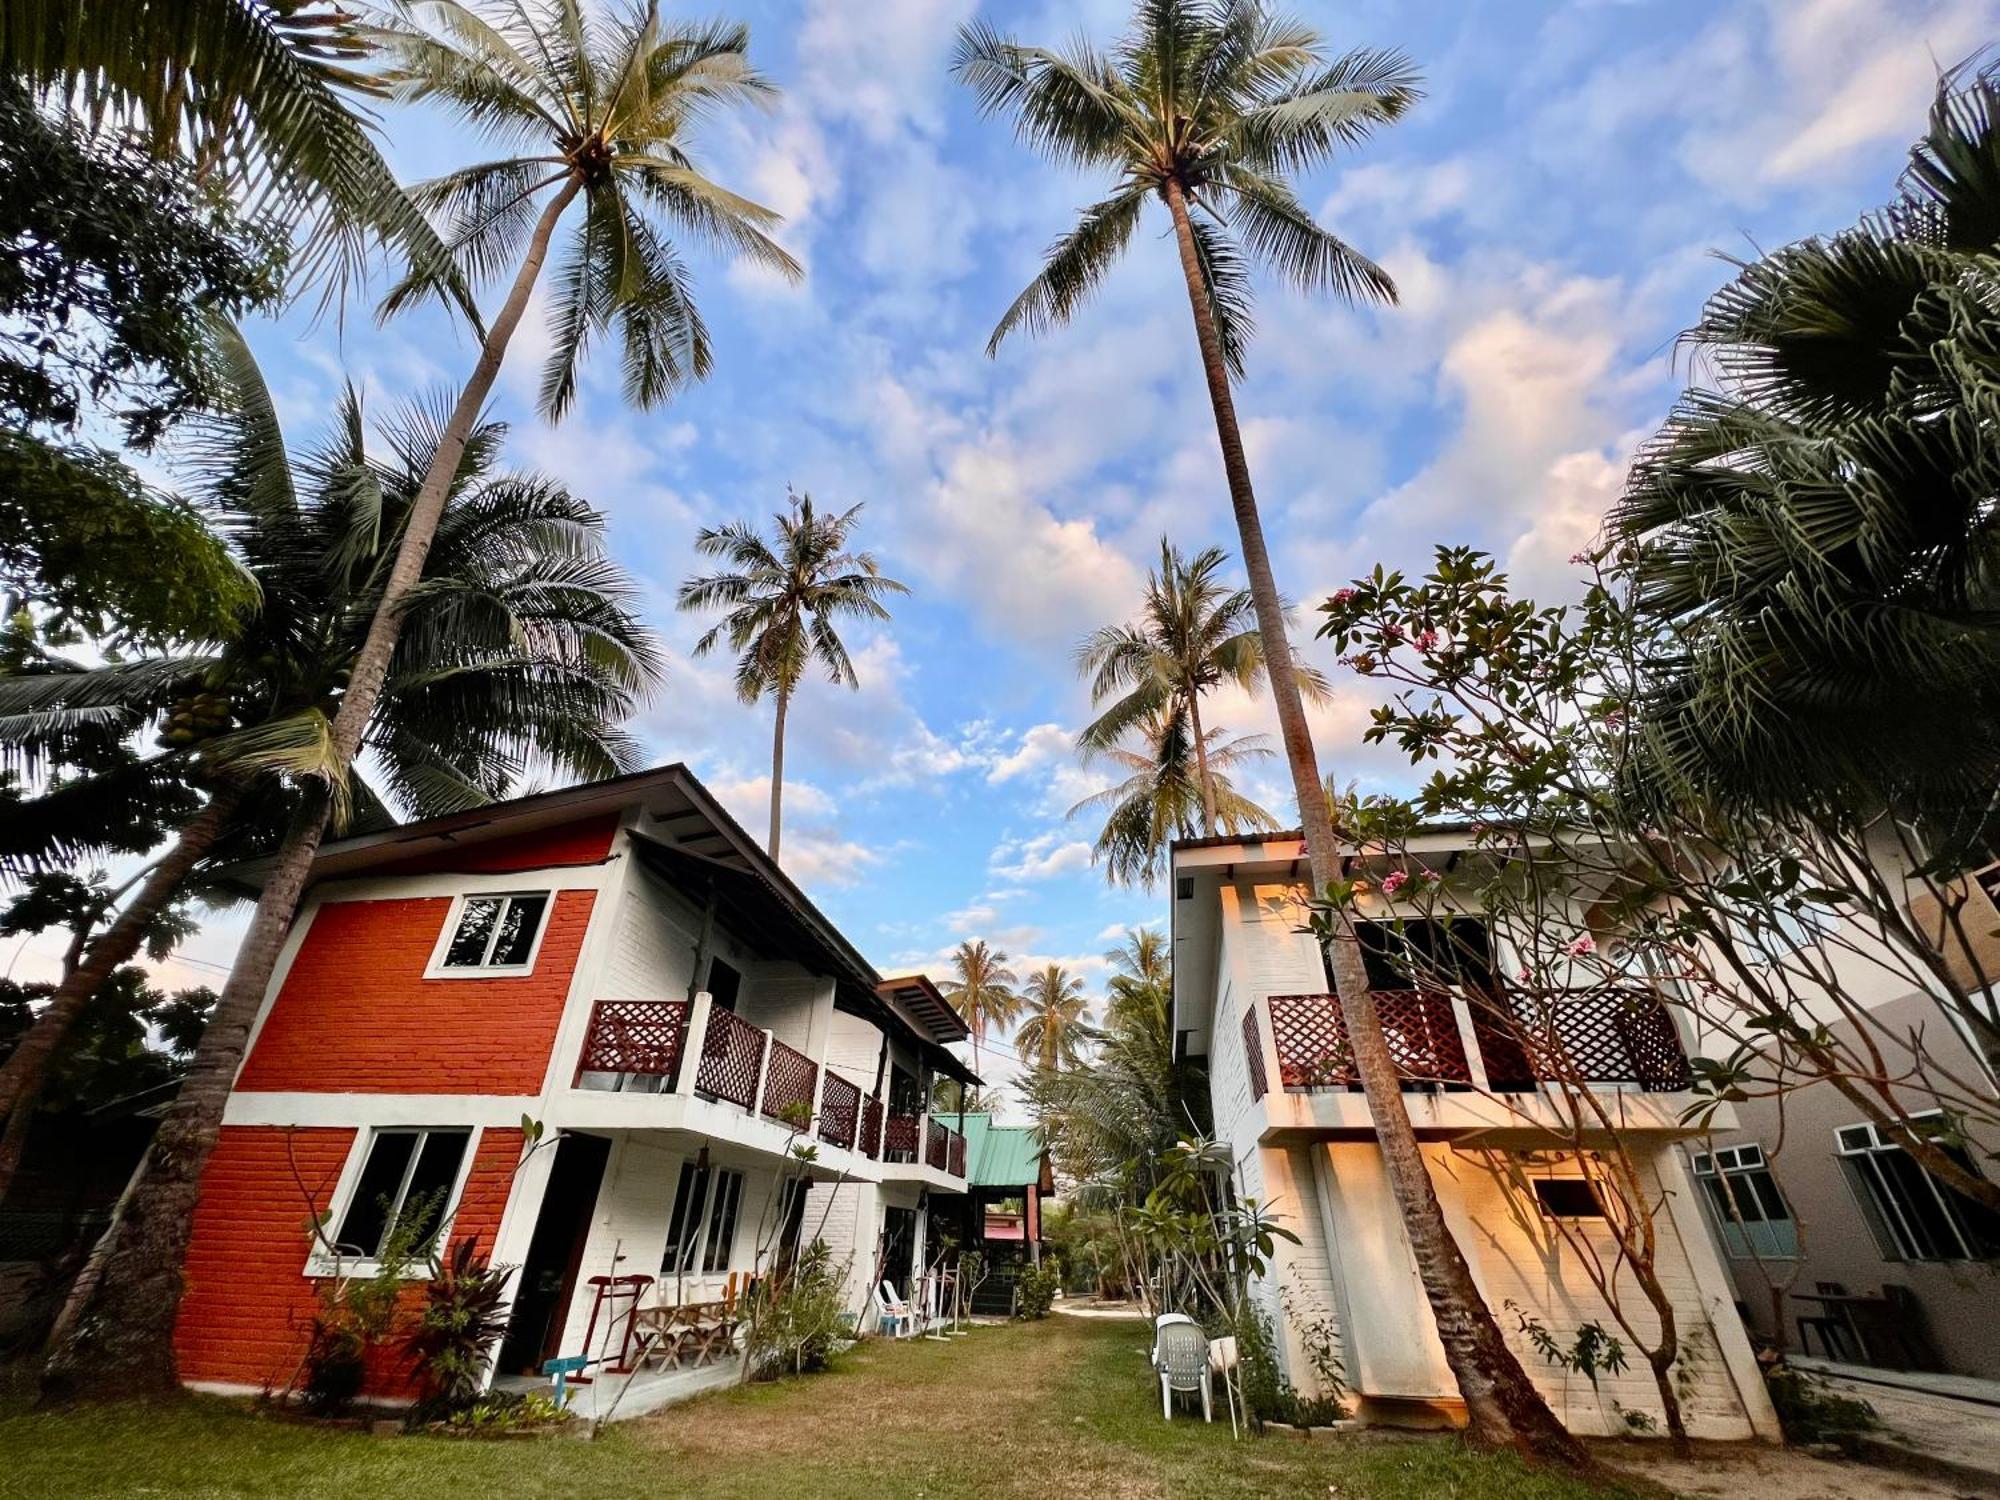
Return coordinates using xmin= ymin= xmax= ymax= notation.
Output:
xmin=989 ymin=830 xmax=1096 ymax=882
xmin=986 ymin=722 xmax=1073 ymax=784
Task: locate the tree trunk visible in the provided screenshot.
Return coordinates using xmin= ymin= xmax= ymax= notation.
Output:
xmin=38 ymin=176 xmax=583 ymax=1405
xmin=1160 ymin=177 xmax=1585 ymax=1466
xmin=0 ymin=784 xmax=243 ymax=1201
xmin=768 ymin=683 xmax=789 ymax=861
xmin=1186 ymin=689 xmax=1219 ymax=835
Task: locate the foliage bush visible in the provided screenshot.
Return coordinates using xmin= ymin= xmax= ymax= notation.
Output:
xmin=1014 ymin=1262 xmax=1060 ymax=1320
xmin=747 ymin=1240 xmax=851 ymax=1379
xmin=402 ymin=1237 xmax=515 ymax=1420
xmin=1235 ymin=1303 xmax=1344 ymax=1429
xmin=1763 ymin=1358 xmax=1877 ymax=1446
xmin=436 ymin=1390 xmax=571 ymax=1433
xmin=295 ymin=1188 xmax=436 ymax=1416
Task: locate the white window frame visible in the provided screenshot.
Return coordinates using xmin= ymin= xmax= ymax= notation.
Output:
xmin=307 ymin=1124 xmax=482 ymax=1279
xmin=424 ymin=890 xmax=554 ymax=979
xmin=700 ymin=1169 xmax=746 ymax=1276
xmin=1690 ymin=1144 xmax=1799 ymax=1259
xmin=1835 ymin=1115 xmax=1995 ymax=1263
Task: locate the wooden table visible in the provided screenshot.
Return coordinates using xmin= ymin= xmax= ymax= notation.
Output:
xmin=1792 ymin=1291 xmax=1936 ymax=1369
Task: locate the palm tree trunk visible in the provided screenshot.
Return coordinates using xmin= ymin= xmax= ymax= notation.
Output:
xmin=40 ymin=785 xmax=330 ymax=1403
xmin=1160 ymin=177 xmax=1584 ymax=1465
xmin=0 ymin=784 xmax=243 ymax=1203
xmin=38 ymin=177 xmax=584 ymax=1404
xmin=768 ymin=683 xmax=789 ymax=861
xmin=1185 ymin=690 xmax=1219 ymax=835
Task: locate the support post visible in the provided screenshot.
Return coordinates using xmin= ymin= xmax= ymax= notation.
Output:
xmin=676 ymin=991 xmax=713 ymax=1099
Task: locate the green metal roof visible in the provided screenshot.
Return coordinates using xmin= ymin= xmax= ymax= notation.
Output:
xmin=952 ymin=1113 xmax=1045 ymax=1189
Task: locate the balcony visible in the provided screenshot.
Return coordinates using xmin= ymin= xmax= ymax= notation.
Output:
xmin=570 ymin=997 xmax=968 ymax=1182
xmin=1240 ymin=988 xmax=1695 ymax=1138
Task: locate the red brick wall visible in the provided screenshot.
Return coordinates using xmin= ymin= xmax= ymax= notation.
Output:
xmin=379 ymin=815 xmax=620 ymax=877
xmin=236 ymin=889 xmax=596 ymax=1096
xmin=175 ymin=1125 xmax=525 ymax=1396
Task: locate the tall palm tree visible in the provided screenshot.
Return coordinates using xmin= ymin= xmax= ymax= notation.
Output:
xmin=0 ymin=322 xmax=659 ymax=1205
xmin=1016 ymin=962 xmax=1092 ymax=1073
xmin=1103 ymin=926 xmax=1171 ymax=1034
xmin=939 ymin=939 xmax=1022 ymax=1078
xmin=1 ymin=0 xmax=457 ymax=301
xmin=42 ymin=0 xmax=793 ymax=1401
xmin=677 ymin=491 xmax=907 ymax=861
xmin=1078 ymin=538 xmax=1327 ymax=833
xmin=956 ymin=2 xmax=1582 ymax=1460
xmin=1071 ymin=708 xmax=1275 ymax=887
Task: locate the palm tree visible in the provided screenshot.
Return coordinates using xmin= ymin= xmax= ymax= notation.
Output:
xmin=41 ymin=0 xmax=792 ymax=1401
xmin=956 ymin=3 xmax=1582 ymax=1460
xmin=1016 ymin=963 xmax=1092 ymax=1073
xmin=1 ymin=0 xmax=456 ymax=300
xmin=1103 ymin=926 xmax=1171 ymax=1033
xmin=1610 ymin=63 xmax=2000 ymax=842
xmin=1070 ymin=708 xmax=1275 ymax=887
xmin=939 ymin=939 xmax=1022 ymax=1078
xmin=1078 ymin=539 xmax=1327 ymax=833
xmin=0 ymin=323 xmax=659 ymax=1206
xmin=677 ymin=491 xmax=908 ymax=860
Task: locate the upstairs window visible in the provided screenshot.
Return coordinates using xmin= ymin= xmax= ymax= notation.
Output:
xmin=1692 ymin=1145 xmax=1798 ymax=1259
xmin=441 ymin=892 xmax=550 ymax=971
xmin=331 ymin=1128 xmax=470 ymax=1261
xmin=1836 ymin=1118 xmax=2000 ymax=1262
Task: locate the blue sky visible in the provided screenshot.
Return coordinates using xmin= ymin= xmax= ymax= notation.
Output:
xmin=24 ymin=0 xmax=1994 ymax=1102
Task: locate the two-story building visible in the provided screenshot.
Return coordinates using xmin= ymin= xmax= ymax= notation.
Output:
xmin=1172 ymin=827 xmax=1780 ymax=1440
xmin=177 ymin=765 xmax=977 ymax=1417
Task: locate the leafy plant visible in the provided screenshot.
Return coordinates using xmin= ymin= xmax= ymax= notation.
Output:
xmin=745 ymin=1240 xmax=851 ymax=1379
xmin=1014 ymin=1263 xmax=1060 ymax=1320
xmin=296 ymin=1189 xmax=440 ymax=1416
xmin=1507 ymin=1302 xmax=1628 ymax=1390
xmin=438 ymin=1389 xmax=571 ymax=1433
xmin=1763 ymin=1358 xmax=1877 ymax=1446
xmin=1235 ymin=1302 xmax=1343 ymax=1429
xmin=402 ymin=1237 xmax=515 ymax=1419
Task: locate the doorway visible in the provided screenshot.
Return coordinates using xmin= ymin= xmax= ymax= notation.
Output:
xmin=499 ymin=1131 xmax=610 ymax=1374
xmin=879 ymin=1205 xmax=917 ymax=1297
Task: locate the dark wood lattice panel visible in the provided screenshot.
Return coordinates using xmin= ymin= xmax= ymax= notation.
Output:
xmin=696 ymin=1005 xmax=765 ymax=1109
xmin=819 ymin=1072 xmax=861 ymax=1149
xmin=760 ymin=1036 xmax=820 ymax=1126
xmin=1488 ymin=989 xmax=1693 ymax=1093
xmin=861 ymin=1096 xmax=884 ymax=1158
xmin=1242 ymin=1005 xmax=1268 ymax=1101
xmin=1269 ymin=991 xmax=1472 ymax=1089
xmin=925 ymin=1118 xmax=948 ymax=1171
xmin=574 ymin=1000 xmax=690 ymax=1082
xmin=1468 ymin=992 xmax=1538 ymax=1092
xmin=948 ymin=1129 xmax=967 ymax=1177
xmin=883 ymin=1111 xmax=920 ymax=1162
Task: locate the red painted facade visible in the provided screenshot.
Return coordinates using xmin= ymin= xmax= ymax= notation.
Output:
xmin=235 ymin=888 xmax=596 ymax=1096
xmin=174 ymin=1126 xmax=526 ymax=1395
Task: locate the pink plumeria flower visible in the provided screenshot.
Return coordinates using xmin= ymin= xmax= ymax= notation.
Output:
xmin=1415 ymin=629 xmax=1439 ymax=652
xmin=1381 ymin=621 xmax=1405 ymax=643
xmin=1380 ymin=870 xmax=1409 ymax=897
xmin=1565 ymin=934 xmax=1596 ymax=957
xmin=1331 ymin=587 xmax=1357 ymax=606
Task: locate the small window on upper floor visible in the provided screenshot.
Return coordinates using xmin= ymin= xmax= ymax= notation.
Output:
xmin=440 ymin=892 xmax=550 ymax=971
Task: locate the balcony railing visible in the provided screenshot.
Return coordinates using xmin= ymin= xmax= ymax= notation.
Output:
xmin=574 ymin=1000 xmax=690 ymax=1083
xmin=695 ymin=1005 xmax=765 ymax=1110
xmin=819 ymin=1072 xmax=862 ymax=1150
xmin=884 ymin=1111 xmax=920 ymax=1162
xmin=760 ymin=1036 xmax=820 ymax=1127
xmin=860 ymin=1096 xmax=884 ymax=1159
xmin=948 ymin=1128 xmax=967 ymax=1178
xmin=925 ymin=1117 xmax=948 ymax=1171
xmin=1250 ymin=988 xmax=1691 ymax=1098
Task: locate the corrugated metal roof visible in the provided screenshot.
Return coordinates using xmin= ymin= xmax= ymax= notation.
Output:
xmin=953 ymin=1113 xmax=1045 ymax=1189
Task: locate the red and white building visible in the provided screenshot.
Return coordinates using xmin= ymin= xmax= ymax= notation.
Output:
xmin=177 ymin=766 xmax=977 ymax=1416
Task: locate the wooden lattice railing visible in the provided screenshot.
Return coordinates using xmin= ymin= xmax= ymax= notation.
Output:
xmin=696 ymin=1005 xmax=765 ymax=1110
xmin=948 ymin=1128 xmax=967 ymax=1177
xmin=925 ymin=1117 xmax=948 ymax=1171
xmin=575 ymin=1000 xmax=690 ymax=1083
xmin=860 ymin=1095 xmax=884 ymax=1158
xmin=1261 ymin=987 xmax=1691 ymax=1095
xmin=819 ymin=1072 xmax=862 ymax=1149
xmin=883 ymin=1111 xmax=920 ymax=1162
xmin=760 ymin=1036 xmax=819 ymax=1127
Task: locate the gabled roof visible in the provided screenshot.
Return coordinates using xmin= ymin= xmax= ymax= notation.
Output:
xmin=951 ymin=1112 xmax=1051 ymax=1192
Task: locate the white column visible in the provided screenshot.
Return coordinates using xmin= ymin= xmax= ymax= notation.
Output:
xmin=675 ymin=991 xmax=713 ymax=1099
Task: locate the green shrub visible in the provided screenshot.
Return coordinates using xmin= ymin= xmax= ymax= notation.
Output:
xmin=1764 ymin=1359 xmax=1876 ymax=1446
xmin=1014 ymin=1263 xmax=1059 ymax=1320
xmin=1236 ymin=1303 xmax=1343 ymax=1429
xmin=402 ymin=1237 xmax=515 ymax=1420
xmin=747 ymin=1240 xmax=851 ymax=1379
xmin=439 ymin=1390 xmax=572 ymax=1433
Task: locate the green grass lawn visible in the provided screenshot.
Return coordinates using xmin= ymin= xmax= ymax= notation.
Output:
xmin=0 ymin=1315 xmax=1646 ymax=1499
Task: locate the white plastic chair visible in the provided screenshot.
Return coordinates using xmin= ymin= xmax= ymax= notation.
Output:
xmin=875 ymin=1281 xmax=916 ymax=1338
xmin=1153 ymin=1320 xmax=1212 ymax=1421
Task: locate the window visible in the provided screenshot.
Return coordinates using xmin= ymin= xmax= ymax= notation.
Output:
xmin=1836 ymin=1119 xmax=2000 ymax=1262
xmin=332 ymin=1129 xmax=470 ymax=1260
xmin=1692 ymin=1145 xmax=1798 ymax=1258
xmin=440 ymin=892 xmax=550 ymax=971
xmin=1530 ymin=1177 xmax=1604 ymax=1218
xmin=701 ymin=1170 xmax=744 ymax=1274
xmin=704 ymin=957 xmax=742 ymax=1012
xmin=661 ymin=1159 xmax=712 ymax=1275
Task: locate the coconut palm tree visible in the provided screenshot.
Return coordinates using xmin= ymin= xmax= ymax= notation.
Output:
xmin=677 ymin=490 xmax=908 ymax=861
xmin=0 ymin=323 xmax=659 ymax=1205
xmin=1 ymin=0 xmax=456 ymax=300
xmin=1103 ymin=926 xmax=1170 ymax=1033
xmin=1070 ymin=708 xmax=1275 ymax=888
xmin=42 ymin=0 xmax=792 ymax=1401
xmin=955 ymin=2 xmax=1581 ymax=1460
xmin=1078 ymin=538 xmax=1327 ymax=833
xmin=1016 ymin=963 xmax=1092 ymax=1073
xmin=939 ymin=939 xmax=1022 ymax=1078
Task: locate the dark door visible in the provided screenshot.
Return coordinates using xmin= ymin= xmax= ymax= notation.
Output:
xmin=879 ymin=1206 xmax=916 ymax=1297
xmin=499 ymin=1132 xmax=611 ymax=1374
